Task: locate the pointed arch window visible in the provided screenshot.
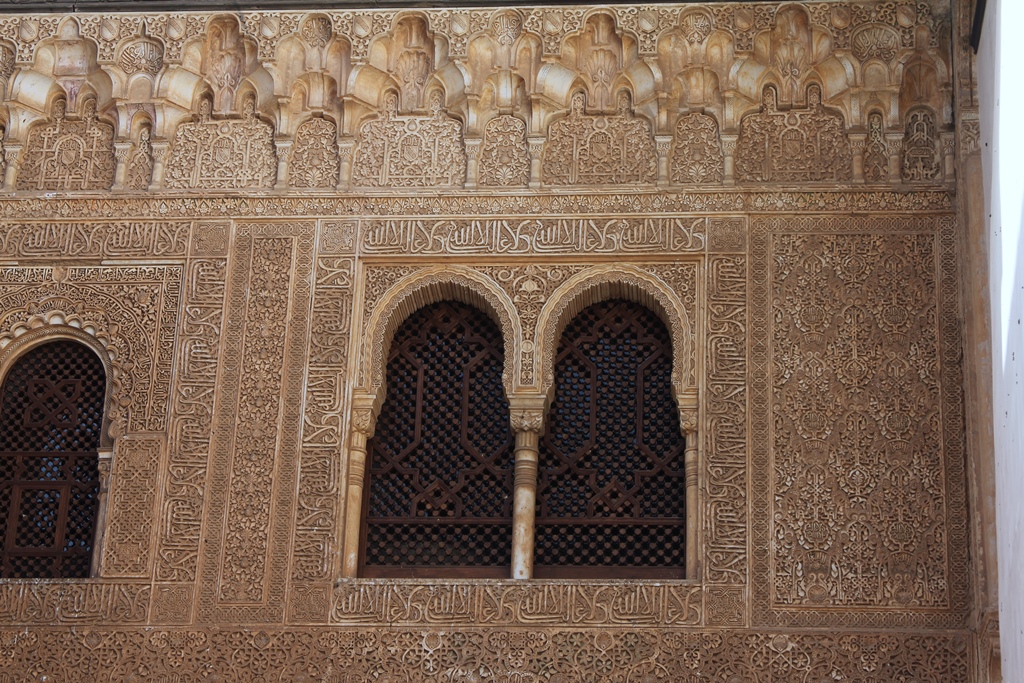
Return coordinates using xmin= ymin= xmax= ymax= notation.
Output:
xmin=0 ymin=340 xmax=106 ymax=578
xmin=361 ymin=300 xmax=514 ymax=577
xmin=535 ymin=299 xmax=687 ymax=578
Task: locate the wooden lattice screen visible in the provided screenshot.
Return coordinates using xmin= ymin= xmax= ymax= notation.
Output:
xmin=535 ymin=299 xmax=687 ymax=578
xmin=362 ymin=301 xmax=514 ymax=577
xmin=0 ymin=340 xmax=105 ymax=578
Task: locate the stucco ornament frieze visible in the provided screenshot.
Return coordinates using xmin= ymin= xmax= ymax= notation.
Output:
xmin=0 ymin=2 xmax=952 ymax=194
xmin=0 ymin=1 xmax=987 ymax=680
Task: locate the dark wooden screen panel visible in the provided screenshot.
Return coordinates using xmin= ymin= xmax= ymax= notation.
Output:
xmin=535 ymin=299 xmax=687 ymax=578
xmin=362 ymin=301 xmax=514 ymax=577
xmin=0 ymin=340 xmax=105 ymax=578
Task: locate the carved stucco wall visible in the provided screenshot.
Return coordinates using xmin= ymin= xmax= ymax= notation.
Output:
xmin=0 ymin=1 xmax=997 ymax=681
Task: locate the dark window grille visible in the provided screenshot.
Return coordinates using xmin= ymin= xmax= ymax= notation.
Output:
xmin=362 ymin=301 xmax=513 ymax=577
xmin=0 ymin=340 xmax=105 ymax=578
xmin=535 ymin=299 xmax=686 ymax=578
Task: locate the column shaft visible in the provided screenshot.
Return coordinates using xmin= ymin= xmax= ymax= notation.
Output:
xmin=511 ymin=429 xmax=539 ymax=579
xmin=342 ymin=432 xmax=369 ymax=578
xmin=684 ymin=433 xmax=699 ymax=580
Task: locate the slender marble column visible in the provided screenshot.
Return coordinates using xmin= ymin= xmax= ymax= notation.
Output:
xmin=92 ymin=447 xmax=113 ymax=578
xmin=510 ymin=408 xmax=544 ymax=579
xmin=680 ymin=409 xmax=699 ymax=580
xmin=342 ymin=409 xmax=374 ymax=578
xmin=684 ymin=431 xmax=699 ymax=580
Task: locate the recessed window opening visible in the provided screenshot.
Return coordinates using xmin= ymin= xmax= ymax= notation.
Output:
xmin=361 ymin=300 xmax=514 ymax=578
xmin=534 ymin=299 xmax=687 ymax=579
xmin=0 ymin=340 xmax=106 ymax=578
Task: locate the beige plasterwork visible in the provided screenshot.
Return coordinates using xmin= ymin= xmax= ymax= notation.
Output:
xmin=0 ymin=1 xmax=999 ymax=679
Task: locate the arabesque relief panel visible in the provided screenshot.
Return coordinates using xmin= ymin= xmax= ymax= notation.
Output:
xmin=0 ymin=0 xmax=987 ymax=679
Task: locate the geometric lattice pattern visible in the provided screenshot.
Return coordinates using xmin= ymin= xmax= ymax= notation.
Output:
xmin=536 ymin=299 xmax=686 ymax=577
xmin=0 ymin=341 xmax=106 ymax=452
xmin=363 ymin=301 xmax=513 ymax=576
xmin=0 ymin=341 xmax=104 ymax=578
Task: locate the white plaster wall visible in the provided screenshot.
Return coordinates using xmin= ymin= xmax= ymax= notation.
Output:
xmin=979 ymin=0 xmax=1024 ymax=678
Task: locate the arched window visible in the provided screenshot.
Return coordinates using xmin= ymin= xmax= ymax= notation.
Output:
xmin=361 ymin=301 xmax=514 ymax=577
xmin=535 ymin=299 xmax=687 ymax=578
xmin=0 ymin=340 xmax=106 ymax=578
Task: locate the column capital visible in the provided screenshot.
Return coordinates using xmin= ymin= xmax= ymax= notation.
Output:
xmin=351 ymin=407 xmax=376 ymax=438
xmin=655 ymin=134 xmax=673 ymax=156
xmin=150 ymin=140 xmax=170 ymax=159
xmin=510 ymin=408 xmax=544 ymax=434
xmin=114 ymin=141 xmax=133 ymax=161
xmin=679 ymin=408 xmax=698 ymax=435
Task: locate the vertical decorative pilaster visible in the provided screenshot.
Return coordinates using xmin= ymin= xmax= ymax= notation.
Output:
xmin=464 ymin=138 xmax=481 ymax=189
xmin=92 ymin=447 xmax=113 ymax=578
xmin=886 ymin=133 xmax=904 ymax=182
xmin=337 ymin=138 xmax=355 ymax=190
xmin=528 ymin=137 xmax=544 ymax=189
xmin=941 ymin=132 xmax=956 ymax=181
xmin=113 ymin=141 xmax=132 ymax=190
xmin=3 ymin=143 xmax=21 ymax=190
xmin=148 ymin=141 xmax=169 ymax=191
xmin=655 ymin=134 xmax=673 ymax=187
xmin=274 ymin=139 xmax=292 ymax=190
xmin=849 ymin=134 xmax=867 ymax=184
xmin=721 ymin=135 xmax=738 ymax=186
xmin=510 ymin=407 xmax=544 ymax=580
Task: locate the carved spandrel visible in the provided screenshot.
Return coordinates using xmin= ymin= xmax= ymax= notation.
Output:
xmin=672 ymin=113 xmax=725 ymax=185
xmin=478 ymin=115 xmax=530 ymax=188
xmin=290 ymin=117 xmax=340 ymax=189
xmin=125 ymin=128 xmax=154 ymax=191
xmin=0 ymin=265 xmax=181 ymax=434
